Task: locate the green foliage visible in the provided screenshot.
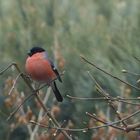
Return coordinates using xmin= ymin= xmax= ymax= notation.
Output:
xmin=0 ymin=0 xmax=140 ymax=139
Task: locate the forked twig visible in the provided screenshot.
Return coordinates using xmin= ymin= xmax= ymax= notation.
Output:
xmin=87 ymin=71 xmax=127 ymax=127
xmin=30 ymin=108 xmax=140 ymax=132
xmin=8 ymin=73 xmax=22 ymax=95
xmin=80 ymin=56 xmax=140 ymax=91
xmin=30 ymin=87 xmax=51 ymax=140
xmin=86 ymin=112 xmax=124 ymax=130
xmin=86 ymin=112 xmax=140 ymax=132
xmin=0 ymin=62 xmax=17 ymax=75
xmin=1 ymin=62 xmax=72 ymax=140
xmin=7 ymin=92 xmax=34 ymax=121
xmin=67 ymin=95 xmax=140 ymax=106
xmin=67 ymin=95 xmax=140 ymax=101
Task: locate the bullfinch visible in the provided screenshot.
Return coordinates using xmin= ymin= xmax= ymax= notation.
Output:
xmin=25 ymin=46 xmax=63 ymax=102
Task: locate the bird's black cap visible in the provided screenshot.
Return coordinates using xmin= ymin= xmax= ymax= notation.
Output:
xmin=28 ymin=46 xmax=45 ymax=56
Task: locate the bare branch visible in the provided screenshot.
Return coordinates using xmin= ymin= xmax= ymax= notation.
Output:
xmin=0 ymin=62 xmax=17 ymax=75
xmin=7 ymin=92 xmax=34 ymax=121
xmin=30 ymin=87 xmax=51 ymax=140
xmin=2 ymin=63 xmax=72 ymax=140
xmin=86 ymin=112 xmax=140 ymax=132
xmin=67 ymin=95 xmax=106 ymax=100
xmin=8 ymin=73 xmax=22 ymax=95
xmin=80 ymin=56 xmax=140 ymax=91
xmin=30 ymin=108 xmax=140 ymax=132
xmin=87 ymin=71 xmax=127 ymax=127
xmin=67 ymin=95 xmax=140 ymax=106
xmin=126 ymin=123 xmax=140 ymax=132
xmin=86 ymin=112 xmax=124 ymax=131
xmin=67 ymin=95 xmax=140 ymax=101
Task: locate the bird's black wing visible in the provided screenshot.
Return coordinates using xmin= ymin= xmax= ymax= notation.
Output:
xmin=44 ymin=52 xmax=62 ymax=83
xmin=49 ymin=60 xmax=62 ymax=83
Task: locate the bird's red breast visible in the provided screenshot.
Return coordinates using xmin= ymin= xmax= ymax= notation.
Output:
xmin=25 ymin=52 xmax=57 ymax=84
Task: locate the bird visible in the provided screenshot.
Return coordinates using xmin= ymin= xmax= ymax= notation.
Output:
xmin=25 ymin=46 xmax=63 ymax=102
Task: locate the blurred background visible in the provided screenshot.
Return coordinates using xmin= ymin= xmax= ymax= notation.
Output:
xmin=0 ymin=0 xmax=140 ymax=139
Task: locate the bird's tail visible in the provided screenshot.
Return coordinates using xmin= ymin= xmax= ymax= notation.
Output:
xmin=50 ymin=81 xmax=63 ymax=102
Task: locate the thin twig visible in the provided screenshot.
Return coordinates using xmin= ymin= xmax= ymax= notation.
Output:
xmin=8 ymin=73 xmax=22 ymax=95
xmin=2 ymin=63 xmax=72 ymax=140
xmin=67 ymin=95 xmax=140 ymax=106
xmin=30 ymin=87 xmax=51 ymax=140
xmin=80 ymin=56 xmax=140 ymax=91
xmin=67 ymin=95 xmax=140 ymax=101
xmin=86 ymin=112 xmax=140 ymax=132
xmin=86 ymin=112 xmax=124 ymax=131
xmin=30 ymin=108 xmax=140 ymax=132
xmin=19 ymin=104 xmax=33 ymax=135
xmin=126 ymin=123 xmax=140 ymax=132
xmin=67 ymin=95 xmax=106 ymax=100
xmin=7 ymin=92 xmax=34 ymax=121
xmin=87 ymin=71 xmax=127 ymax=128
xmin=0 ymin=62 xmax=17 ymax=75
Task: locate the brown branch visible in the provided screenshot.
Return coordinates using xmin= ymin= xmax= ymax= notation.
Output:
xmin=7 ymin=92 xmax=34 ymax=121
xmin=1 ymin=63 xmax=72 ymax=140
xmin=53 ymin=120 xmax=68 ymax=137
xmin=80 ymin=56 xmax=140 ymax=91
xmin=67 ymin=95 xmax=106 ymax=100
xmin=67 ymin=95 xmax=140 ymax=101
xmin=86 ymin=112 xmax=140 ymax=132
xmin=30 ymin=88 xmax=51 ymax=140
xmin=30 ymin=108 xmax=140 ymax=132
xmin=8 ymin=73 xmax=22 ymax=95
xmin=0 ymin=62 xmax=17 ymax=75
xmin=87 ymin=71 xmax=127 ymax=128
xmin=67 ymin=94 xmax=140 ymax=101
xmin=67 ymin=95 xmax=140 ymax=106
xmin=126 ymin=123 xmax=140 ymax=132
xmin=86 ymin=112 xmax=124 ymax=131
